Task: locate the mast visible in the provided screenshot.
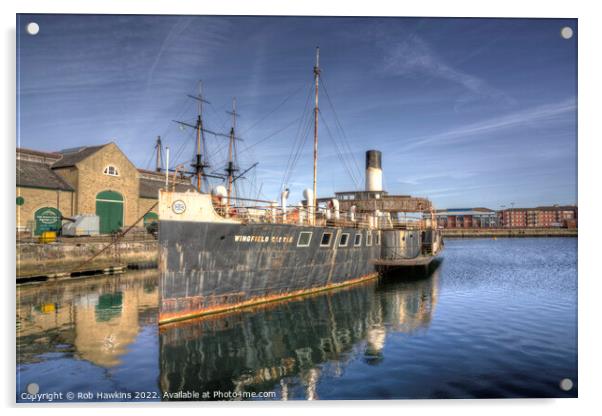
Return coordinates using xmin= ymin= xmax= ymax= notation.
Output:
xmin=195 ymin=83 xmax=204 ymax=192
xmin=178 ymin=82 xmax=209 ymax=192
xmin=155 ymin=135 xmax=162 ymax=172
xmin=165 ymin=146 xmax=170 ymax=188
xmin=174 ymin=83 xmax=234 ymax=190
xmin=225 ymin=98 xmax=238 ymax=211
xmin=312 ymin=47 xmax=320 ymax=224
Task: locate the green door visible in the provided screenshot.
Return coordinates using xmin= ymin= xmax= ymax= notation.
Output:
xmin=96 ymin=191 xmax=124 ymax=234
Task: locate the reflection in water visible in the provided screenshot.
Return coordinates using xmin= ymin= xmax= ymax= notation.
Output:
xmin=16 ymin=239 xmax=578 ymax=400
xmin=159 ymin=265 xmax=440 ymax=400
xmin=17 ymin=271 xmax=158 ymax=376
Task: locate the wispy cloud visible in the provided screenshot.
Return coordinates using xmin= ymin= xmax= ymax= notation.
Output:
xmin=382 ymin=34 xmax=515 ymax=110
xmin=400 ymin=97 xmax=576 ymax=150
xmin=146 ymin=17 xmax=194 ymax=86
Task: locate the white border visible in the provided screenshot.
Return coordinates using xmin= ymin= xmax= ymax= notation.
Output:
xmin=3 ymin=1 xmax=601 ymax=415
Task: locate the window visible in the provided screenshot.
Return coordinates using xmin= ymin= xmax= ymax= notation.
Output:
xmin=375 ymin=232 xmax=381 ymax=245
xmin=320 ymin=232 xmax=333 ymax=247
xmin=354 ymin=233 xmax=362 ymax=247
xmin=366 ymin=232 xmax=372 ymax=246
xmin=339 ymin=233 xmax=350 ymax=247
xmin=103 ymin=165 xmax=119 ymax=176
xmin=297 ymin=231 xmax=312 ymax=247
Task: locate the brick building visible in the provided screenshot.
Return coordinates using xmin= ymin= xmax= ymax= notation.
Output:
xmin=434 ymin=205 xmax=577 ymax=229
xmin=16 ymin=143 xmax=194 ymax=235
xmin=499 ymin=206 xmax=578 ymax=228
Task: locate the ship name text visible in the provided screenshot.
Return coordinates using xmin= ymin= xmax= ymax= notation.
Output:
xmin=234 ymin=235 xmax=294 ymax=244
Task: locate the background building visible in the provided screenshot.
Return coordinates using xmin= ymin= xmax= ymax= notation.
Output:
xmin=16 ymin=143 xmax=194 ymax=235
xmin=434 ymin=206 xmax=577 ymax=229
xmin=434 ymin=208 xmax=499 ymax=229
xmin=499 ymin=206 xmax=578 ymax=228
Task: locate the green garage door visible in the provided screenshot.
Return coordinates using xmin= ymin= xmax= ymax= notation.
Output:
xmin=96 ymin=191 xmax=124 ymax=234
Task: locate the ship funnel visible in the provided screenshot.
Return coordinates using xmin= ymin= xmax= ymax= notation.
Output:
xmin=365 ymin=150 xmax=382 ymax=192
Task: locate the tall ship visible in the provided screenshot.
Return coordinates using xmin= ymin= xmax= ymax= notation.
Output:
xmin=157 ymin=49 xmax=443 ymax=325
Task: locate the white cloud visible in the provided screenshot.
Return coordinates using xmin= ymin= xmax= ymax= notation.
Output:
xmin=382 ymin=34 xmax=515 ymax=110
xmin=401 ymin=97 xmax=576 ymax=149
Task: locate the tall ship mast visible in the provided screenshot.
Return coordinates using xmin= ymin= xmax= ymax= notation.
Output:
xmin=157 ymin=49 xmax=443 ymax=325
xmin=312 ymin=47 xmax=320 ymax=225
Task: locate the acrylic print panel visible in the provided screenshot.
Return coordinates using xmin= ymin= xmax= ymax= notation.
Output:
xmin=16 ymin=14 xmax=577 ymax=402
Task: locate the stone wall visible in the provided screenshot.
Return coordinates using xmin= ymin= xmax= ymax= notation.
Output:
xmin=138 ymin=197 xmax=159 ymax=220
xmin=54 ymin=166 xmax=78 ymax=190
xmin=17 ymin=240 xmax=158 ymax=278
xmin=16 ymin=187 xmax=75 ymax=230
xmin=74 ymin=143 xmax=140 ymax=226
xmin=442 ymin=227 xmax=578 ymax=238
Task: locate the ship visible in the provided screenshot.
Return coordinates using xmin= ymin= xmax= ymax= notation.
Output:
xmin=157 ymin=48 xmax=443 ymax=325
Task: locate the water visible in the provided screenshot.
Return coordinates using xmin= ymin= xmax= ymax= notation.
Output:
xmin=16 ymin=238 xmax=578 ymax=401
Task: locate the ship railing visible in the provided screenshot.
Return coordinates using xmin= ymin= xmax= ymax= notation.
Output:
xmin=216 ymin=203 xmax=434 ymax=232
xmin=213 ymin=199 xmax=373 ymax=228
xmin=388 ymin=220 xmax=425 ymax=230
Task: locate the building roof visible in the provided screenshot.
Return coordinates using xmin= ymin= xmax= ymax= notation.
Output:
xmin=137 ymin=168 xmax=190 ymax=183
xmin=437 ymin=207 xmax=496 ymax=214
xmin=17 ymin=147 xmax=62 ymax=159
xmin=534 ymin=205 xmax=577 ymax=211
xmin=503 ymin=205 xmax=577 ymax=212
xmin=435 ymin=208 xmax=497 ymax=217
xmin=139 ymin=177 xmax=196 ymax=199
xmin=51 ymin=144 xmax=107 ymax=168
xmin=16 ymin=148 xmax=63 ymax=165
xmin=17 ymin=159 xmax=74 ymax=191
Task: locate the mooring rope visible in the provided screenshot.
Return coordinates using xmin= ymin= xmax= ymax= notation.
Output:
xmin=72 ymin=201 xmax=158 ymax=273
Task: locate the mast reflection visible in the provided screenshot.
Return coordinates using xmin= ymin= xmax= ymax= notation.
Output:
xmin=160 ymin=264 xmax=440 ymax=400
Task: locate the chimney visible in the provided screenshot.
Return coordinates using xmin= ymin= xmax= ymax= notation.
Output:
xmin=365 ymin=150 xmax=382 ymax=192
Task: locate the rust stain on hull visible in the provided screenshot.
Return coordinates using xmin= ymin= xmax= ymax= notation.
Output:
xmin=159 ymin=272 xmax=379 ymax=326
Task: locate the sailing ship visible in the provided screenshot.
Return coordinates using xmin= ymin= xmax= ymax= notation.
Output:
xmin=157 ymin=48 xmax=443 ymax=325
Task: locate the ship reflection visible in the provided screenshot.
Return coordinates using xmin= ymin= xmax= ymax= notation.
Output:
xmin=159 ymin=264 xmax=440 ymax=400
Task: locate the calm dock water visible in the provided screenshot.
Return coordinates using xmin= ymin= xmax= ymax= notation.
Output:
xmin=16 ymin=238 xmax=577 ymax=401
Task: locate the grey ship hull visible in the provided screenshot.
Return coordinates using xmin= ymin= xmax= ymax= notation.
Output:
xmin=159 ymin=220 xmax=381 ymax=323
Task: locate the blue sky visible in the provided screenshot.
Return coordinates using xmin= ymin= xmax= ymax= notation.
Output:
xmin=17 ymin=15 xmax=577 ymax=208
